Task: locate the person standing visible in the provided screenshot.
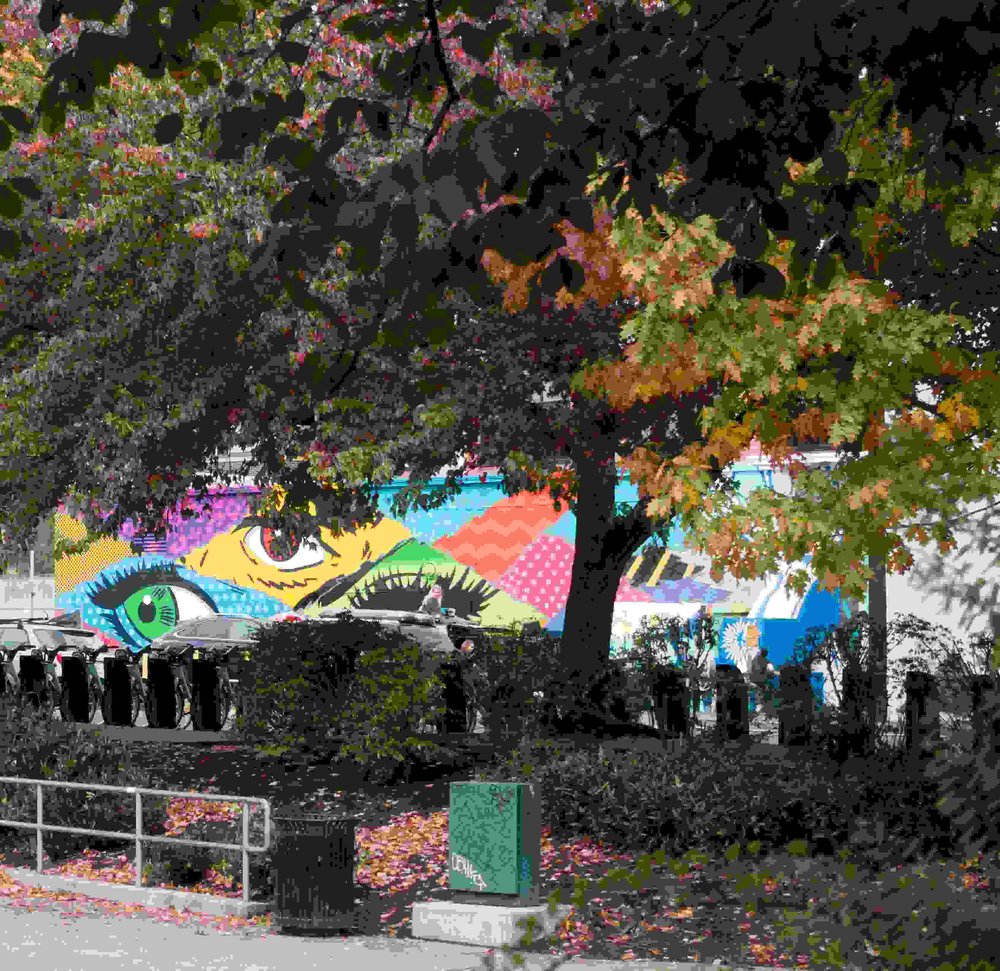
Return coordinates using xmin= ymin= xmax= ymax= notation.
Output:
xmin=748 ymin=646 xmax=774 ymax=716
xmin=419 ymin=581 xmax=444 ymax=618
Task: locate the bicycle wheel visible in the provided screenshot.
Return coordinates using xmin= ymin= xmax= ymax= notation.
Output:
xmin=88 ymin=680 xmax=101 ymax=722
xmin=218 ymin=676 xmax=234 ymax=731
xmin=176 ymin=682 xmax=191 ymax=729
xmin=130 ymin=681 xmax=143 ymax=726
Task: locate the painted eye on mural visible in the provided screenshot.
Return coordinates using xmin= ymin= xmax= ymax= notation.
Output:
xmin=120 ymin=585 xmax=215 ymax=641
xmin=90 ymin=566 xmax=217 ymax=650
xmin=348 ymin=566 xmax=498 ymax=618
xmin=242 ymin=526 xmax=328 ymax=571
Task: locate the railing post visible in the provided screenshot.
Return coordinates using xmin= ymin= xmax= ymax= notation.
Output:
xmin=35 ymin=784 xmax=43 ymax=873
xmin=135 ymin=790 xmax=143 ymax=887
xmin=242 ymin=803 xmax=250 ymax=905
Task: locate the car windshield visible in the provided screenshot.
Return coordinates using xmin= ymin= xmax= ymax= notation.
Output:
xmin=30 ymin=628 xmax=67 ymax=649
xmin=231 ymin=619 xmax=261 ymax=639
xmin=29 ymin=628 xmax=98 ymax=650
xmin=58 ymin=631 xmax=100 ymax=649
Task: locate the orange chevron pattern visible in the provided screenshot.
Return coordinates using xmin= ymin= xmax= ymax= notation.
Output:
xmin=433 ymin=491 xmax=565 ymax=582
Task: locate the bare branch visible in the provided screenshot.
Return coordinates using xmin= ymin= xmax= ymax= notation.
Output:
xmin=423 ymin=0 xmax=461 ymax=151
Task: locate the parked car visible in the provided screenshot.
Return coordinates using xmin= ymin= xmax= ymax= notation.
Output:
xmin=147 ymin=615 xmax=265 ymax=677
xmin=316 ymin=606 xmax=508 ymax=732
xmin=0 ymin=618 xmax=103 ymax=720
xmin=145 ymin=615 xmax=267 ymax=731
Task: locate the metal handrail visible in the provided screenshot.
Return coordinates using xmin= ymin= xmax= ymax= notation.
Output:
xmin=0 ymin=776 xmax=270 ymax=905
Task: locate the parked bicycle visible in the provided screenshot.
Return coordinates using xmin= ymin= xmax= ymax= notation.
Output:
xmin=11 ymin=641 xmax=61 ymax=713
xmin=55 ymin=639 xmax=103 ymax=723
xmin=144 ymin=643 xmax=191 ymax=729
xmin=98 ymin=647 xmax=145 ymax=726
xmin=144 ymin=643 xmax=234 ymax=731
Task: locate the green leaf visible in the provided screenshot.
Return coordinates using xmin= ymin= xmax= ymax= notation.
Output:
xmin=153 ymin=113 xmax=184 ymax=145
xmin=0 ymin=183 xmax=24 ymax=219
xmin=338 ymin=13 xmax=384 ymax=41
xmin=197 ymin=58 xmax=223 ymax=86
xmin=787 ymin=839 xmax=809 ymax=858
xmin=467 ymin=74 xmax=503 ymax=110
xmin=7 ymin=176 xmax=41 ymax=201
xmin=724 ymin=842 xmax=741 ymax=862
xmin=276 ymin=41 xmax=310 ymax=66
xmin=452 ymin=20 xmax=509 ymax=61
xmin=0 ymin=106 xmax=31 ymax=133
xmin=458 ymin=0 xmax=501 ymax=16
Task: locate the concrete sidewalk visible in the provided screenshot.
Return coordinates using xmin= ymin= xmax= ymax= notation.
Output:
xmin=0 ymin=901 xmax=788 ymax=971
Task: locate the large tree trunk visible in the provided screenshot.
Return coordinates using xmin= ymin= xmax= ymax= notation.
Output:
xmin=554 ymin=443 xmax=653 ymax=732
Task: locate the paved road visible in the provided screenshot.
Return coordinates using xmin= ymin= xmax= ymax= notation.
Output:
xmin=0 ymin=901 xmax=787 ymax=971
xmin=0 ymin=903 xmax=492 ymax=971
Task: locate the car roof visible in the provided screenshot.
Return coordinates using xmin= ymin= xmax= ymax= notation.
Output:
xmin=173 ymin=614 xmax=261 ymax=626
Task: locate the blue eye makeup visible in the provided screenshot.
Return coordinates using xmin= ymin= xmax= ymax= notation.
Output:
xmin=87 ymin=563 xmax=218 ymax=651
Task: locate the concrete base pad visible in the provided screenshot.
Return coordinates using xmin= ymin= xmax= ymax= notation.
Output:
xmin=1 ymin=866 xmax=268 ymax=917
xmin=411 ymin=898 xmax=572 ymax=947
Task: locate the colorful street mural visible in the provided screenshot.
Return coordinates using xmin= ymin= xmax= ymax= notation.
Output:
xmin=54 ymin=454 xmax=851 ymax=670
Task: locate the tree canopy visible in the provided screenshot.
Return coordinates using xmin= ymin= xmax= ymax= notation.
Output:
xmin=3 ymin=0 xmax=1000 ymax=706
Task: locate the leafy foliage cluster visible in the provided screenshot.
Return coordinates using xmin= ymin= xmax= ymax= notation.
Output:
xmin=485 ymin=729 xmax=954 ymax=867
xmin=510 ymin=839 xmax=1000 ymax=971
xmin=338 ymin=639 xmax=448 ymax=784
xmin=0 ymin=690 xmax=151 ymax=863
xmin=6 ymin=0 xmax=1000 ymax=719
xmin=616 ymin=610 xmax=718 ymax=718
xmin=239 ymin=616 xmax=365 ymax=752
xmin=241 ymin=615 xmax=456 ymax=782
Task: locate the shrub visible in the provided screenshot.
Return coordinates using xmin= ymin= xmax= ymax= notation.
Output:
xmin=239 ymin=616 xmax=370 ymax=752
xmin=483 ymin=728 xmax=961 ymax=866
xmin=0 ymin=692 xmax=152 ymax=865
xmin=481 ymin=735 xmax=850 ymax=858
xmin=339 ymin=639 xmax=447 ymax=784
xmin=509 ymin=841 xmax=1000 ymax=971
xmin=620 ymin=611 xmax=719 ymax=724
xmin=459 ymin=625 xmax=566 ymax=747
xmin=926 ymin=745 xmax=1000 ymax=858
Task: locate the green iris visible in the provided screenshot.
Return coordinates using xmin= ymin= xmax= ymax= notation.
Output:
xmin=121 ymin=585 xmax=178 ymax=640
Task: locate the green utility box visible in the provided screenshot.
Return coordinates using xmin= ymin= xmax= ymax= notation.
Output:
xmin=448 ymin=782 xmax=541 ymax=903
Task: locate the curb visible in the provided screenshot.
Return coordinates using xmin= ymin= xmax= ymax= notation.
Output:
xmin=466 ymin=955 xmax=796 ymax=971
xmin=1 ymin=866 xmax=267 ymax=917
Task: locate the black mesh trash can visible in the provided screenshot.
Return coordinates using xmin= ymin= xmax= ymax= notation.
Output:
xmin=715 ymin=664 xmax=749 ymax=741
xmin=272 ymin=813 xmax=358 ymax=933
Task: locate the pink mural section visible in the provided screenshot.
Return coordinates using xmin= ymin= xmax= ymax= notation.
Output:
xmin=117 ymin=487 xmax=256 ymax=560
xmin=497 ymin=535 xmax=655 ymax=620
xmin=433 ymin=491 xmax=566 ymax=584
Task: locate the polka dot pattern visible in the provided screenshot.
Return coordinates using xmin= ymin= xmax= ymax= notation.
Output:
xmin=497 ymin=536 xmax=653 ymax=619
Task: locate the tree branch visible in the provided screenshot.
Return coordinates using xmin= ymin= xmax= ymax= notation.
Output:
xmin=423 ymin=0 xmax=461 ymax=151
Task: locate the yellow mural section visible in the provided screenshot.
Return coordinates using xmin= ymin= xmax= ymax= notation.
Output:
xmin=177 ymin=517 xmax=413 ymax=609
xmin=54 ymin=514 xmax=135 ymax=595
